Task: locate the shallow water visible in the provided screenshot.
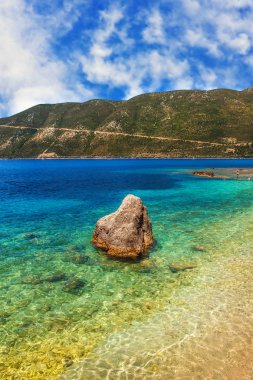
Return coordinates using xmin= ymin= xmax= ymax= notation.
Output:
xmin=0 ymin=159 xmax=252 ymax=379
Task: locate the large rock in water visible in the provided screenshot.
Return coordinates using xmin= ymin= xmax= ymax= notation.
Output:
xmin=92 ymin=194 xmax=154 ymax=259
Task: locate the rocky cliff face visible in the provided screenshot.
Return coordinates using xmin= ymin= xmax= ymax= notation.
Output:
xmin=0 ymin=88 xmax=253 ymax=158
xmin=92 ymin=194 xmax=154 ymax=260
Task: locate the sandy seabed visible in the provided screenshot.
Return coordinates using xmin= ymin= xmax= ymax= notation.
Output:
xmin=60 ymin=208 xmax=253 ymax=380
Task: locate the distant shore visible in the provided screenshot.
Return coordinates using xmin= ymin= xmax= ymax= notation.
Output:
xmin=1 ymin=156 xmax=253 ymax=160
xmin=192 ymin=167 xmax=253 ymax=180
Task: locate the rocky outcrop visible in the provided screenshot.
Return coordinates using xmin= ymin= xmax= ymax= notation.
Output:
xmin=37 ymin=152 xmax=58 ymax=159
xmin=92 ymin=194 xmax=154 ymax=259
xmin=192 ymin=171 xmax=215 ymax=178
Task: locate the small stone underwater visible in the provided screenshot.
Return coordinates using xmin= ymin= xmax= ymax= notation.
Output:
xmin=0 ymin=159 xmax=252 ymax=379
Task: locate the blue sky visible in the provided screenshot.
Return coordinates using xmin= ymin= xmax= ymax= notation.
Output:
xmin=1 ymin=0 xmax=253 ymax=116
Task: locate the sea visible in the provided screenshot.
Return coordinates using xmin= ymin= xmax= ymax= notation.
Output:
xmin=0 ymin=159 xmax=252 ymax=380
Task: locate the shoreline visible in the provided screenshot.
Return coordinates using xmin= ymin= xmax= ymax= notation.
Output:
xmin=0 ymin=156 xmax=253 ymax=160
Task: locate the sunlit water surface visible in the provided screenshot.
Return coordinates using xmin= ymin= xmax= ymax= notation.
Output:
xmin=0 ymin=159 xmax=252 ymax=380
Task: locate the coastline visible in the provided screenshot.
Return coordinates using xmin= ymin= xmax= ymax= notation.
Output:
xmin=0 ymin=156 xmax=253 ymax=160
xmin=1 ymin=158 xmax=253 ymax=379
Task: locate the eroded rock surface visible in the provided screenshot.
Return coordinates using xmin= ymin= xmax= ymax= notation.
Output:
xmin=92 ymin=194 xmax=154 ymax=259
xmin=37 ymin=152 xmax=58 ymax=159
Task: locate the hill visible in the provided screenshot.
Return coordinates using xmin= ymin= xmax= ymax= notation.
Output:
xmin=0 ymin=88 xmax=253 ymax=158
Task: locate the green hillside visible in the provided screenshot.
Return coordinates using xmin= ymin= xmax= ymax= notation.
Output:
xmin=0 ymin=88 xmax=253 ymax=158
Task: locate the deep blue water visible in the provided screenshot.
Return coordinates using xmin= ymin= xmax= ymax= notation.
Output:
xmin=0 ymin=159 xmax=250 ymax=242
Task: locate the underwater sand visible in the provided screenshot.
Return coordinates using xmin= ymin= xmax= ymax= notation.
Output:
xmin=0 ymin=159 xmax=252 ymax=379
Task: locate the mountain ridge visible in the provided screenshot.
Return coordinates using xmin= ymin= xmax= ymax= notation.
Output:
xmin=0 ymin=87 xmax=253 ymax=158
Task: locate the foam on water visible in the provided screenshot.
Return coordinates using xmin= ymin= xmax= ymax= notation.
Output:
xmin=0 ymin=159 xmax=252 ymax=379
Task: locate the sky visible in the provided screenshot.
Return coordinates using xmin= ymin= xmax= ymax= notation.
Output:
xmin=1 ymin=0 xmax=253 ymax=117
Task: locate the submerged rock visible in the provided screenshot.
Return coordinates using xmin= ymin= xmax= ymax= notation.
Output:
xmin=92 ymin=194 xmax=154 ymax=260
xmin=63 ymin=278 xmax=86 ymax=293
xmin=21 ymin=275 xmax=43 ymax=285
xmin=43 ymin=272 xmax=67 ymax=282
xmin=169 ymin=263 xmax=196 ymax=273
xmin=71 ymin=254 xmax=89 ymax=264
xmin=192 ymin=245 xmax=207 ymax=252
xmin=138 ymin=258 xmax=157 ymax=273
xmin=24 ymin=233 xmax=38 ymax=240
xmin=22 ymin=272 xmax=67 ymax=285
xmin=139 ymin=258 xmax=155 ymax=270
xmin=63 ymin=359 xmax=74 ymax=368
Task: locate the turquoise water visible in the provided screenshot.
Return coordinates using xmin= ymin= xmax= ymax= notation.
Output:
xmin=0 ymin=159 xmax=253 ymax=379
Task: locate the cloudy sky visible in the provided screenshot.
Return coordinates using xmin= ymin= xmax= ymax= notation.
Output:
xmin=1 ymin=0 xmax=253 ymax=117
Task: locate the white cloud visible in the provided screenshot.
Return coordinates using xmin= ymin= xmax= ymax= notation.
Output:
xmin=197 ymin=65 xmax=218 ymax=89
xmin=174 ymin=76 xmax=193 ymax=90
xmin=245 ymin=55 xmax=253 ymax=67
xmin=147 ymin=51 xmax=190 ymax=82
xmin=211 ymin=0 xmax=253 ymax=9
xmin=1 ymin=0 xmax=253 ymax=117
xmin=79 ymin=4 xmax=192 ymax=99
xmin=182 ymin=0 xmax=201 ymax=14
xmin=218 ymin=32 xmax=251 ymax=55
xmin=0 ymin=0 xmax=93 ymax=117
xmin=93 ymin=6 xmax=124 ymax=51
xmin=186 ymin=29 xmax=220 ymax=57
xmin=142 ymin=9 xmax=165 ymax=44
xmin=78 ymin=4 xmax=143 ymax=97
xmin=175 ymin=0 xmax=253 ymax=57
